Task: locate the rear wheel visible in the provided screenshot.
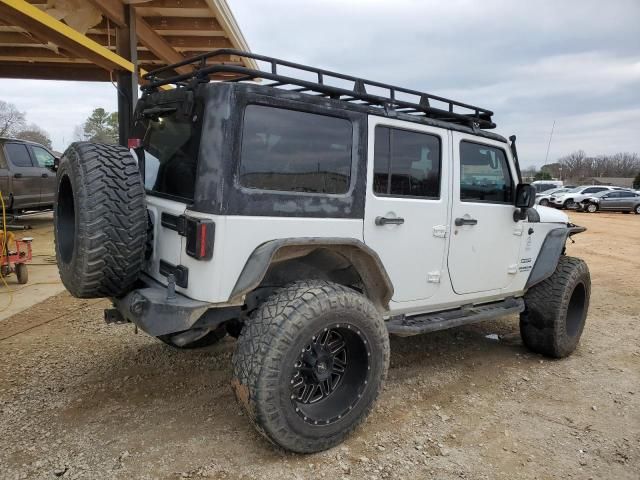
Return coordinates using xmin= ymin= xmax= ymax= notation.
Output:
xmin=231 ymin=280 xmax=389 ymax=453
xmin=520 ymin=256 xmax=590 ymax=358
xmin=15 ymin=263 xmax=28 ymax=284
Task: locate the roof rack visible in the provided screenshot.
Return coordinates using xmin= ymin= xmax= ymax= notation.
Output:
xmin=142 ymin=49 xmax=495 ymax=130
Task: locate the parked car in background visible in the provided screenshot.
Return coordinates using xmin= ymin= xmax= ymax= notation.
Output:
xmin=531 ymin=180 xmax=563 ymax=193
xmin=579 ymin=190 xmax=640 ymax=214
xmin=0 ymin=138 xmax=58 ymax=214
xmin=535 ymin=186 xmax=575 ymax=206
xmin=549 ymin=185 xmax=618 ymax=209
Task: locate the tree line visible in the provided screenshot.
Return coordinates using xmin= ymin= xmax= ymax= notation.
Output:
xmin=523 ymin=150 xmax=640 ymax=184
xmin=1 ymin=100 xmax=119 ymax=151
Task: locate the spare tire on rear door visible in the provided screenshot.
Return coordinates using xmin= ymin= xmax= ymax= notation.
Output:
xmin=55 ymin=142 xmax=147 ymax=298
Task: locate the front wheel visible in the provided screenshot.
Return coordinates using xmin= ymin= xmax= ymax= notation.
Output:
xmin=563 ymin=199 xmax=576 ymax=209
xmin=635 ymin=204 xmax=640 ymax=214
xmin=586 ymin=203 xmax=598 ymax=213
xmin=231 ymin=280 xmax=389 ymax=453
xmin=539 ymin=199 xmax=549 ymax=207
xmin=520 ymin=256 xmax=590 ymax=358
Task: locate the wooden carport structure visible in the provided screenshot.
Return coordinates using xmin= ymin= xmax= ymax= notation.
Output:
xmin=0 ymin=0 xmax=255 ymax=143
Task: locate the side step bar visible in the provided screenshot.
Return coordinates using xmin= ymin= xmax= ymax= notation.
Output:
xmin=386 ymin=297 xmax=525 ymax=337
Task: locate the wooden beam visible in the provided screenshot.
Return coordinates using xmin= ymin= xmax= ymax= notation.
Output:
xmin=135 ymin=16 xmax=190 ymax=74
xmin=86 ymin=0 xmax=126 ymax=27
xmin=85 ymin=0 xmax=192 ymax=75
xmin=0 ymin=0 xmax=133 ymax=72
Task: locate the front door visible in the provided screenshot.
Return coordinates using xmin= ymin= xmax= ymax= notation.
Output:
xmin=363 ymin=117 xmax=449 ymax=302
xmin=29 ymin=145 xmax=57 ymax=206
xmin=3 ymin=142 xmax=41 ymax=209
xmin=447 ymin=133 xmax=522 ymax=295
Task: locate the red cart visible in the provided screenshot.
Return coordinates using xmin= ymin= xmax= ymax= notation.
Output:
xmin=0 ymin=235 xmax=32 ymax=284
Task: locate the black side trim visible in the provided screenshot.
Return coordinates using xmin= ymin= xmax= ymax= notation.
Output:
xmin=159 ymin=260 xmax=189 ymax=288
xmin=387 ymin=297 xmax=525 ymax=336
xmin=229 ymin=237 xmax=394 ymax=311
xmin=525 ymin=227 xmax=568 ymax=289
xmin=160 ymin=212 xmax=186 ymax=235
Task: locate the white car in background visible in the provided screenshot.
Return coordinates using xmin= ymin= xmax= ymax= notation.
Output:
xmin=535 ymin=186 xmax=573 ymax=206
xmin=549 ymin=185 xmax=617 ymax=209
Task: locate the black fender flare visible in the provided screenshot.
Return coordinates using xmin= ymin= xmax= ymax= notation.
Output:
xmin=525 ymin=225 xmax=586 ymax=289
xmin=229 ymin=237 xmax=394 ymax=311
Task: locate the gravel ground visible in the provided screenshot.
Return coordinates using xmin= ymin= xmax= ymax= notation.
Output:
xmin=0 ymin=212 xmax=638 ymax=479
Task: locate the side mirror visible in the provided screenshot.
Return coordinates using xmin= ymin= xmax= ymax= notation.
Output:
xmin=514 ymin=183 xmax=536 ymax=221
xmin=51 ymin=157 xmax=60 ymax=172
xmin=515 ymin=183 xmax=536 ymax=208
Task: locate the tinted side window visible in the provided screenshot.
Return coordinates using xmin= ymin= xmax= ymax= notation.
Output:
xmin=584 ymin=187 xmax=607 ymax=194
xmin=240 ymin=105 xmax=352 ymax=194
xmin=5 ymin=143 xmax=33 ymax=168
xmin=374 ymin=126 xmax=441 ymax=198
xmin=618 ymin=191 xmax=634 ymax=198
xmin=460 ymin=141 xmax=513 ymax=203
xmin=31 ymin=146 xmax=55 ymax=168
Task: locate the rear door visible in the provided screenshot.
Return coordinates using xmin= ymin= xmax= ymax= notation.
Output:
xmin=363 ymin=117 xmax=449 ymax=302
xmin=3 ymin=142 xmax=41 ymax=208
xmin=134 ymin=99 xmax=201 ymax=289
xmin=29 ymin=145 xmax=57 ymax=206
xmin=448 ymin=133 xmax=521 ymax=294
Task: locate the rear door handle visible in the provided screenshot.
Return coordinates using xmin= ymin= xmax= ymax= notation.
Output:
xmin=455 ymin=217 xmax=478 ymax=226
xmin=41 ymin=173 xmax=48 ymax=178
xmin=375 ymin=216 xmax=405 ymax=226
xmin=13 ymin=173 xmax=23 ymax=178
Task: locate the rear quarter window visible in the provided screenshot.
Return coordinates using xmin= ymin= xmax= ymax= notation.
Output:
xmin=239 ymin=105 xmax=353 ymax=195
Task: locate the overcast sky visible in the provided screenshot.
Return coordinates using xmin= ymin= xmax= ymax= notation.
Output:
xmin=1 ymin=0 xmax=638 ymax=167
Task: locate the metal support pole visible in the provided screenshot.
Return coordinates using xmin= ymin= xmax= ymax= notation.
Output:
xmin=116 ymin=5 xmax=138 ymax=147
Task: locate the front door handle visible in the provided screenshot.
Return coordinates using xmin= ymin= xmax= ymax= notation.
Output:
xmin=375 ymin=216 xmax=405 ymax=226
xmin=41 ymin=173 xmax=48 ymax=178
xmin=455 ymin=217 xmax=478 ymax=226
xmin=14 ymin=173 xmax=23 ymax=178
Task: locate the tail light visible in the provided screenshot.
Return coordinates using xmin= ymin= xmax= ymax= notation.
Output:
xmin=128 ymin=138 xmax=142 ymax=149
xmin=185 ymin=217 xmax=214 ymax=260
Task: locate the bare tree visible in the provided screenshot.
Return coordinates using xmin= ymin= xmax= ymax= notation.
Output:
xmin=16 ymin=124 xmax=53 ymax=149
xmin=0 ymin=100 xmax=26 ymax=138
xmin=554 ymin=150 xmax=640 ymax=180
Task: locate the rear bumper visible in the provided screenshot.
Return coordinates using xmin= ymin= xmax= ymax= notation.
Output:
xmin=112 ymin=275 xmax=211 ymax=337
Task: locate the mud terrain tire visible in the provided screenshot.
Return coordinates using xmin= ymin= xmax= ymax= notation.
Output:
xmin=231 ymin=280 xmax=389 ymax=453
xmin=55 ymin=142 xmax=147 ymax=298
xmin=520 ymin=256 xmax=590 ymax=358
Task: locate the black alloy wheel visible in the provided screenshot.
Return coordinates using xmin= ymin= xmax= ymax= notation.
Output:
xmin=290 ymin=324 xmax=369 ymax=425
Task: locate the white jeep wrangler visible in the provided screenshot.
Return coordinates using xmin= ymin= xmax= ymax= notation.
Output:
xmin=54 ymin=50 xmax=590 ymax=453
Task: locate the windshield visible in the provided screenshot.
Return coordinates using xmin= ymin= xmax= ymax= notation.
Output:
xmin=136 ymin=105 xmax=202 ymax=201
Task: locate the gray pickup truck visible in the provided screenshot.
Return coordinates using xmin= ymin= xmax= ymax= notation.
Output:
xmin=0 ymin=137 xmax=58 ymax=214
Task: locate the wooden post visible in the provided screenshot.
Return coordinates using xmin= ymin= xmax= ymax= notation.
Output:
xmin=116 ymin=4 xmax=137 ymax=147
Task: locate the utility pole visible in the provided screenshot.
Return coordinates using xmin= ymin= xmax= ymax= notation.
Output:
xmin=544 ymin=120 xmax=556 ymax=165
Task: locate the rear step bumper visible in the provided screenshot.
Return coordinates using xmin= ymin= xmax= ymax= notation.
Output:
xmin=386 ymin=297 xmax=525 ymax=337
xmin=111 ymin=275 xmax=212 ymax=337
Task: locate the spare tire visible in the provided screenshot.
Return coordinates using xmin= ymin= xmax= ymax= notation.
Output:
xmin=54 ymin=142 xmax=147 ymax=298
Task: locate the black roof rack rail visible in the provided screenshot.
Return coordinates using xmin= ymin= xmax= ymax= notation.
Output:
xmin=142 ymin=49 xmax=496 ymax=130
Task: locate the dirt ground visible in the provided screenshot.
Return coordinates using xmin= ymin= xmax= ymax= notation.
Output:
xmin=0 ymin=212 xmax=638 ymax=480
